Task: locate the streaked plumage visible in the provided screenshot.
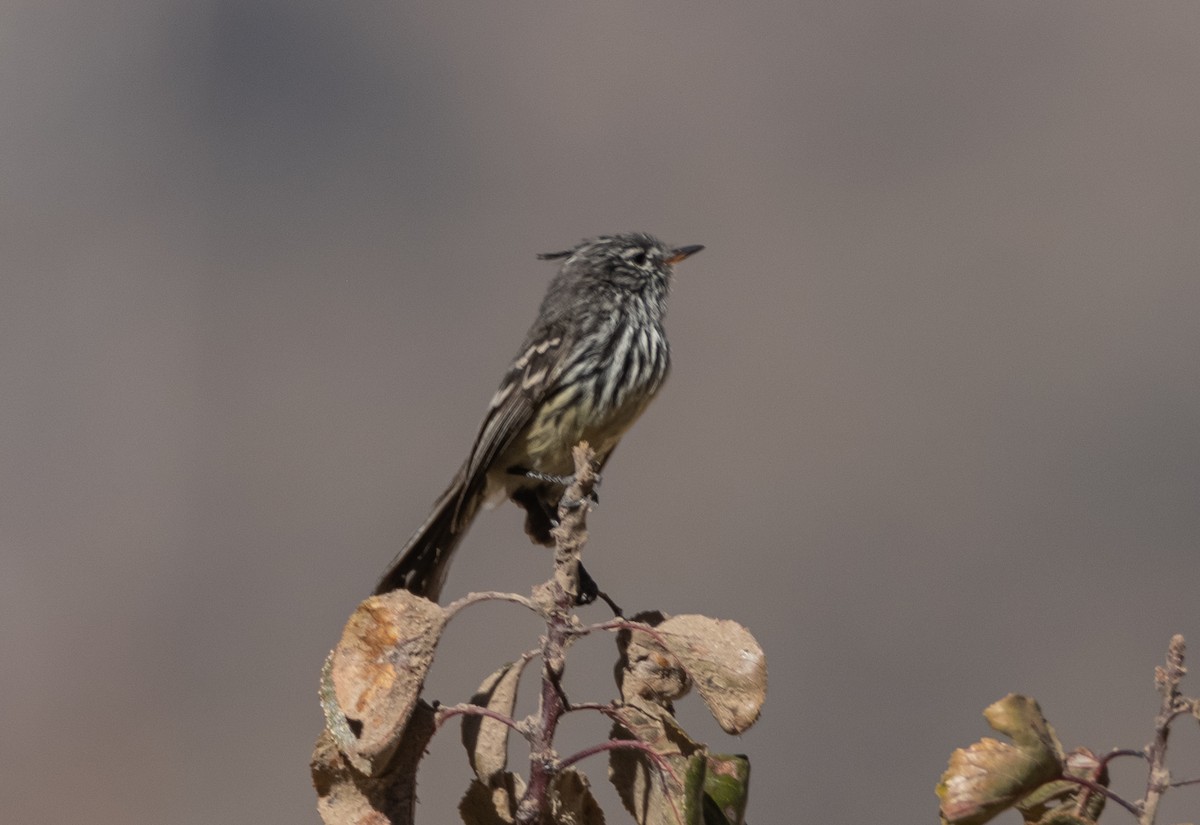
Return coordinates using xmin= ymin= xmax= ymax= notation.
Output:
xmin=375 ymin=233 xmax=702 ymax=600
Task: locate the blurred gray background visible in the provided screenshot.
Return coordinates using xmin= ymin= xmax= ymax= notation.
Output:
xmin=3 ymin=2 xmax=1198 ymax=822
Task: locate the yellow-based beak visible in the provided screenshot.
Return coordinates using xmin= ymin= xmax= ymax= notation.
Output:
xmin=665 ymin=244 xmax=704 ymax=265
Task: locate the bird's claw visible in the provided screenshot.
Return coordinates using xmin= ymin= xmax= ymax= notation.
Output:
xmin=559 ymin=489 xmax=599 ymax=510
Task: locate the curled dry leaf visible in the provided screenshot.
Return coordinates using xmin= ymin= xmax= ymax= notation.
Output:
xmin=610 ymin=739 xmax=705 ymax=825
xmin=616 ymin=612 xmax=691 ymax=709
xmin=548 ymin=768 xmax=606 ymax=825
xmin=656 ymin=615 xmax=767 ymax=735
xmin=459 ymin=772 xmax=526 ymax=825
xmin=983 ymin=694 xmax=1064 ymax=761
xmin=937 ymin=694 xmax=1064 ymax=825
xmin=311 ymin=701 xmax=437 ymax=825
xmin=609 ymin=703 xmax=705 ymax=825
xmin=319 ymin=652 xmax=370 ymax=773
xmin=462 ymin=656 xmax=534 ymax=783
xmin=459 ymin=769 xmax=604 ymax=825
xmin=327 ymin=590 xmax=448 ymax=772
xmin=611 ymin=702 xmax=703 ymax=757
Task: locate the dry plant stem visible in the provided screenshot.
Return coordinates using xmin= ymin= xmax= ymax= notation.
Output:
xmin=1139 ymin=634 xmax=1187 ymax=825
xmin=514 ymin=443 xmax=598 ymax=825
xmin=584 ymin=618 xmax=671 ymax=646
xmin=444 ymin=590 xmax=540 ymax=621
xmin=564 ymin=701 xmax=624 ymax=722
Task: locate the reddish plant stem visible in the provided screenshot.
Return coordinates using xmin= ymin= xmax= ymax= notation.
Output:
xmin=560 ymin=739 xmax=688 ymax=825
xmin=1058 ymin=775 xmax=1142 ymax=818
xmin=559 ymin=738 xmax=680 ymax=781
xmin=435 ymin=704 xmax=529 ymax=738
xmin=1099 ymin=748 xmax=1148 ymax=769
xmin=1074 ymin=748 xmax=1145 ymax=816
xmin=516 ymin=609 xmax=571 ymax=824
xmin=514 ymin=443 xmax=597 ymax=825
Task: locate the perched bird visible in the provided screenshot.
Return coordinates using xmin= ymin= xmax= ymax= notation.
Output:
xmin=374 ymin=233 xmax=703 ymax=601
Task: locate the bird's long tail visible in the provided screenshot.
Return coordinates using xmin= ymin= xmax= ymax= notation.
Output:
xmin=373 ymin=474 xmax=480 ymax=600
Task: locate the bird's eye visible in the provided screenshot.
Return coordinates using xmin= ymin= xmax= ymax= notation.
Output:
xmin=629 ymin=250 xmax=648 ymax=266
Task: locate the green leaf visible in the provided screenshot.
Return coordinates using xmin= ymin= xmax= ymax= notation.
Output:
xmin=701 ymin=754 xmax=750 ymax=825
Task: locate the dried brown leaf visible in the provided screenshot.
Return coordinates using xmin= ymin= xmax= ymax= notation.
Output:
xmin=462 ymin=656 xmax=533 ymax=783
xmin=459 ymin=772 xmax=526 ymax=825
xmin=548 ymin=768 xmax=607 ymax=825
xmin=615 ymin=612 xmax=691 ymax=709
xmin=326 ymin=590 xmax=447 ymax=773
xmin=609 ymin=703 xmax=705 ymax=825
xmin=656 ymin=615 xmax=767 ymax=735
xmin=311 ymin=700 xmax=437 ymax=825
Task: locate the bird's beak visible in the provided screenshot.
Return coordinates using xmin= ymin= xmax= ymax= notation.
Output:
xmin=665 ymin=244 xmax=704 ymax=265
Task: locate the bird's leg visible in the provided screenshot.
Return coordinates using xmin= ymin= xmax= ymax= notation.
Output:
xmin=518 ymin=468 xmax=572 ymax=486
xmin=521 ymin=470 xmax=602 ymax=504
xmin=509 ymin=467 xmax=601 ymax=506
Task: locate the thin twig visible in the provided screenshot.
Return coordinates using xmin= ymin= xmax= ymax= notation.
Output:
xmin=1165 ymin=704 xmax=1196 ymax=725
xmin=561 ymin=739 xmax=688 ymax=825
xmin=435 ymin=703 xmax=527 ymax=733
xmin=564 ymin=701 xmax=623 ymax=721
xmin=444 ymin=590 xmax=541 ymax=621
xmin=1058 ymin=775 xmax=1143 ymax=818
xmin=1076 ymin=748 xmax=1147 ymax=816
xmin=1140 ymin=634 xmax=1187 ymax=825
xmin=1100 ymin=748 xmax=1149 ymax=768
xmin=583 ymin=618 xmax=671 ymax=646
xmin=559 ymin=738 xmax=681 ymax=782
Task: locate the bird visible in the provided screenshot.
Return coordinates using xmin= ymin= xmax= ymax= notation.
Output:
xmin=374 ymin=232 xmax=703 ymax=601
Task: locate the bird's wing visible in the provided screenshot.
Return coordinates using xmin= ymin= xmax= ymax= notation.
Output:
xmin=453 ymin=321 xmax=574 ymax=518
